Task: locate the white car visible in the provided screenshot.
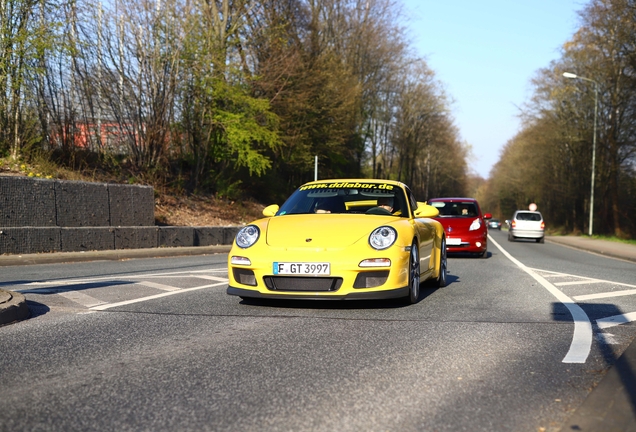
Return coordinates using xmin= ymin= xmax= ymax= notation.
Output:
xmin=508 ymin=210 xmax=545 ymax=243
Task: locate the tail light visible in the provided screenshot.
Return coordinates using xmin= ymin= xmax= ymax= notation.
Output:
xmin=540 ymin=221 xmax=545 ymax=230
xmin=511 ymin=220 xmax=516 ymax=228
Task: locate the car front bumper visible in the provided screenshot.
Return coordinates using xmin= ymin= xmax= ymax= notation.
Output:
xmin=227 ymin=285 xmax=409 ymax=300
xmin=227 ymin=244 xmax=417 ymax=300
xmin=445 ymin=230 xmax=488 ymax=253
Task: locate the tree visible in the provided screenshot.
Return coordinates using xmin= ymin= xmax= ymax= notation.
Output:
xmin=0 ymin=0 xmax=54 ymax=159
xmin=488 ymin=0 xmax=636 ymax=237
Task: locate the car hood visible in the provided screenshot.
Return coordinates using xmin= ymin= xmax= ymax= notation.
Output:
xmin=265 ymin=214 xmax=399 ymax=248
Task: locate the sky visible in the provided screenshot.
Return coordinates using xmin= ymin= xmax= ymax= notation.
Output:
xmin=401 ymin=0 xmax=587 ymax=178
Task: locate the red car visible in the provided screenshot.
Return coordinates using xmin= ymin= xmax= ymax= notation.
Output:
xmin=428 ymin=197 xmax=492 ymax=257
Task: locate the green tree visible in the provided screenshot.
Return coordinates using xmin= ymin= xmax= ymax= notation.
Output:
xmin=177 ymin=0 xmax=281 ymax=195
xmin=0 ymin=0 xmax=54 ymax=158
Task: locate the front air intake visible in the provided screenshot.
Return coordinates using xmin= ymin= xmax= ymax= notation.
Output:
xmin=263 ymin=277 xmax=343 ymax=292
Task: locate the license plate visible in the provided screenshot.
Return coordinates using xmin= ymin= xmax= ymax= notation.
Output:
xmin=273 ymin=262 xmax=331 ymax=275
xmin=447 ymin=238 xmax=461 ymax=246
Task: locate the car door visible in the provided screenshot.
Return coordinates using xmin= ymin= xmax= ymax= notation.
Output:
xmin=405 ymin=187 xmax=436 ymax=273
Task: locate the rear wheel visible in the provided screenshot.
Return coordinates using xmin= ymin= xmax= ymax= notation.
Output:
xmin=537 ymin=237 xmax=544 ymax=244
xmin=407 ymin=242 xmax=420 ymax=304
xmin=508 ymin=232 xmax=514 ymax=242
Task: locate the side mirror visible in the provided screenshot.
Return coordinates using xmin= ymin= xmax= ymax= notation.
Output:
xmin=414 ymin=202 xmax=439 ymax=218
xmin=262 ymin=204 xmax=279 ymax=217
xmin=483 ymin=213 xmax=492 ymax=220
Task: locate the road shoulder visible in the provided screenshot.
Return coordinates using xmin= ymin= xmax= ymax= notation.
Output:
xmin=547 ymin=236 xmax=636 ymax=263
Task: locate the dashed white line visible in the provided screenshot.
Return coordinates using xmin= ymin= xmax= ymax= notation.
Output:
xmin=489 ymin=235 xmax=592 ymax=363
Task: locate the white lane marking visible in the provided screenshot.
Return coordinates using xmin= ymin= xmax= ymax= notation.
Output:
xmin=21 ymin=268 xmax=228 ymax=286
xmin=89 ymin=282 xmax=227 ymax=311
xmin=136 ymin=281 xmax=182 ymax=292
xmin=574 ymin=289 xmax=636 ymax=301
xmin=489 ymin=235 xmax=592 ymax=363
xmin=57 ymin=291 xmax=108 ymax=308
xmin=191 ymin=275 xmax=229 ymax=282
xmin=528 ymin=267 xmax=580 ymax=277
xmin=555 ymin=280 xmax=604 ymax=286
xmin=596 ymin=312 xmax=636 ymax=329
xmin=529 ymin=268 xmax=636 ymax=289
xmin=580 ymin=280 xmax=636 ymax=289
xmin=17 ymin=287 xmax=109 ymax=308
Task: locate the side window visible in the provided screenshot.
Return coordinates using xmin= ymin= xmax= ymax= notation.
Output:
xmin=404 ymin=187 xmax=417 ymax=217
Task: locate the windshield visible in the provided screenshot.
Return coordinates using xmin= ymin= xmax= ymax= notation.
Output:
xmin=277 ymin=183 xmax=409 ymax=217
xmin=516 ymin=212 xmax=542 ymax=221
xmin=430 ymin=201 xmax=478 ymax=217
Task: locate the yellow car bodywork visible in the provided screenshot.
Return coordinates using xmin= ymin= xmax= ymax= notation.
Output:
xmin=227 ymin=179 xmax=447 ymax=302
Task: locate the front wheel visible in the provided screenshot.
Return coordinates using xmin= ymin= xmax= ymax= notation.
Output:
xmin=407 ymin=242 xmax=421 ymax=304
xmin=434 ymin=236 xmax=448 ymax=287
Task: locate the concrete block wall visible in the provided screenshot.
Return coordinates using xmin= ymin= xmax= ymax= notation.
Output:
xmin=109 ymin=183 xmax=156 ymax=227
xmin=0 ymin=176 xmax=239 ymax=255
xmin=0 ymin=176 xmax=57 ymax=226
xmin=0 ymin=227 xmax=61 ymax=254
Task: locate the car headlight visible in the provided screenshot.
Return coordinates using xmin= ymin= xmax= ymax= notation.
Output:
xmin=235 ymin=225 xmax=260 ymax=248
xmin=469 ymin=218 xmax=481 ymax=231
xmin=369 ymin=226 xmax=397 ymax=250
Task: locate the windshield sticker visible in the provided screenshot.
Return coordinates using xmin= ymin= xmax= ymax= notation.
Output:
xmin=300 ymin=182 xmax=394 ymax=191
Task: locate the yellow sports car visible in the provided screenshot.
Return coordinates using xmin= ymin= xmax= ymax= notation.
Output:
xmin=227 ymin=179 xmax=448 ymax=303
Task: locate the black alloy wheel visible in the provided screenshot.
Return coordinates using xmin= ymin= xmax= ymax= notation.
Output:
xmin=407 ymin=242 xmax=420 ymax=304
xmin=435 ymin=236 xmax=448 ymax=287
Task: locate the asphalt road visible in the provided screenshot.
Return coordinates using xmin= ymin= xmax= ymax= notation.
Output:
xmin=1 ymin=230 xmax=636 ymax=431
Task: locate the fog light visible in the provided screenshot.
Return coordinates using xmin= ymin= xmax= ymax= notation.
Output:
xmin=353 ymin=271 xmax=390 ymax=288
xmin=233 ymin=268 xmax=256 ymax=286
xmin=476 ymin=242 xmax=482 ymax=248
xmin=231 ymin=256 xmax=251 ymax=265
xmin=359 ymin=258 xmax=391 ymax=267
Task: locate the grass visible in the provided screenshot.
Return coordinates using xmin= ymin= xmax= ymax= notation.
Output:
xmin=589 ymin=235 xmax=636 ymax=246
